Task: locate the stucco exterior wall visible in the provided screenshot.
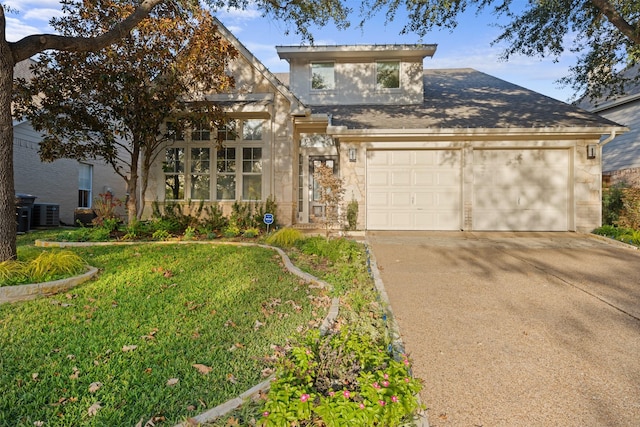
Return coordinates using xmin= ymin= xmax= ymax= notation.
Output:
xmin=288 ymin=58 xmax=424 ymax=106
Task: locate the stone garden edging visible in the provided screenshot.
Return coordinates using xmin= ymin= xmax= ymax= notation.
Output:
xmin=0 ymin=266 xmax=99 ymax=304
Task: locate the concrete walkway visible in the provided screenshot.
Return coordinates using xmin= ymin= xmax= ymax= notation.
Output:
xmin=367 ymin=231 xmax=640 ymax=427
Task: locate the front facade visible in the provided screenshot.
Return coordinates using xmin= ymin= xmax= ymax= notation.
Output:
xmin=144 ymin=19 xmax=625 ymax=233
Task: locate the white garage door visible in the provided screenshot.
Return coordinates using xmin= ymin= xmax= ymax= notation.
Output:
xmin=367 ymin=150 xmax=461 ymax=230
xmin=473 ymin=149 xmax=570 ymax=231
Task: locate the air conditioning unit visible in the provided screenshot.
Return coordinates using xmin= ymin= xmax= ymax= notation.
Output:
xmin=32 ymin=203 xmax=60 ymax=227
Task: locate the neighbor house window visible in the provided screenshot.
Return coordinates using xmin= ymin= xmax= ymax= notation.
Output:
xmin=78 ymin=163 xmax=93 ymax=208
xmin=376 ymin=60 xmax=400 ymax=89
xmin=190 ymin=147 xmax=210 ymax=199
xmin=242 ymin=147 xmax=262 ymax=200
xmin=311 ymin=62 xmax=335 ymax=90
xmin=164 ymin=147 xmax=185 ymax=200
xmin=216 ymin=147 xmax=236 ymax=200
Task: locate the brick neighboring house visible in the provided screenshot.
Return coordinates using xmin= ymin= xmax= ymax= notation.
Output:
xmin=12 ymin=60 xmax=125 ymax=227
xmin=143 ymin=18 xmax=625 ymax=232
xmin=577 ymin=67 xmax=640 ymax=187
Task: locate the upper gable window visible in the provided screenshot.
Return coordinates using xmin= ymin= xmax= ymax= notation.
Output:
xmin=311 ymin=62 xmax=335 ymax=90
xmin=376 ymin=61 xmax=400 ymax=89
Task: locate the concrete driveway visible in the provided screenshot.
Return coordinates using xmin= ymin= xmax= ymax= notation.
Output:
xmin=366 ymin=231 xmax=640 ymax=427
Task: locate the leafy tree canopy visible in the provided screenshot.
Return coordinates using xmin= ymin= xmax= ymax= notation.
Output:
xmin=13 ymin=0 xmax=238 ymax=222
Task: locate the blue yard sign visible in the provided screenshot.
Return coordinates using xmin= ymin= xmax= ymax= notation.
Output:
xmin=263 ymin=213 xmax=274 ymax=232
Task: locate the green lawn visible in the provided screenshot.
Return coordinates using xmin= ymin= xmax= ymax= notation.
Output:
xmin=0 ymin=238 xmax=330 ymax=426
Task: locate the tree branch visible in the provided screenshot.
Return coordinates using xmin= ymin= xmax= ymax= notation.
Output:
xmin=9 ymin=0 xmax=165 ymax=63
xmin=590 ymin=0 xmax=640 ymax=45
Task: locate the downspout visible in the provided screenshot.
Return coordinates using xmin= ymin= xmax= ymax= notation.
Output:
xmin=600 ymin=130 xmax=617 ymax=146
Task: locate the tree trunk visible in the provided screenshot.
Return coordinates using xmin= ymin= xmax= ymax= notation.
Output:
xmin=0 ymin=38 xmax=17 ymax=261
xmin=126 ymin=144 xmax=140 ymax=223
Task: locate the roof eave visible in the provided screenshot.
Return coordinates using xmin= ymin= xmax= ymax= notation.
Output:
xmin=326 ymin=125 xmax=629 ymax=142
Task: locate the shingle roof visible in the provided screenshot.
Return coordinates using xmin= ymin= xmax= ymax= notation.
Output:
xmin=311 ymin=68 xmax=620 ymax=130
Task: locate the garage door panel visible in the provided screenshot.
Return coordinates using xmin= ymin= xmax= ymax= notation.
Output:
xmin=473 ymin=149 xmax=569 ymax=231
xmin=367 ymin=150 xmax=461 ymax=230
xmin=391 ymin=171 xmax=412 ymax=186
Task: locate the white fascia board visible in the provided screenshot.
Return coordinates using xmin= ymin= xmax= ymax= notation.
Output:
xmin=326 ymin=126 xmax=629 ymax=141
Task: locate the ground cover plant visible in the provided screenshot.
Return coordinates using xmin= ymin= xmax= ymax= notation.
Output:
xmin=0 ymin=239 xmax=330 ymax=426
xmin=206 ymin=237 xmax=424 ymax=426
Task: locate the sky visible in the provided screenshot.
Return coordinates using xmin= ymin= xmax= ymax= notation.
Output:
xmin=5 ymin=1 xmax=579 ymax=102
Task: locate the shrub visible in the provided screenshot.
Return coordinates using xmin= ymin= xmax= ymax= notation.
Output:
xmin=618 ymin=188 xmax=640 ymax=230
xmin=261 ymin=329 xmax=422 ymax=427
xmin=202 ymin=203 xmax=228 ymax=231
xmin=242 ymin=228 xmax=260 ymax=238
xmin=23 ymin=251 xmax=85 ymax=283
xmin=223 ymin=222 xmax=241 ymax=238
xmin=266 ymin=228 xmax=304 ymax=247
xmin=183 ymin=226 xmax=197 ymax=240
xmin=346 ymin=198 xmax=358 ymax=231
xmin=152 ymin=229 xmax=171 ymax=241
xmin=91 ymin=192 xmax=122 ymax=228
xmin=0 ymin=260 xmax=28 ymax=285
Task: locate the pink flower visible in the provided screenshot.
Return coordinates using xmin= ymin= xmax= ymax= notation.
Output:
xmin=343 ymin=390 xmax=351 ymax=399
xmin=262 ymin=411 xmax=269 ymax=417
xmin=359 ymin=403 xmax=365 ymax=409
xmin=391 ymin=396 xmax=399 ymax=403
xmin=404 ymin=359 xmax=410 ymax=366
xmin=383 ymin=373 xmax=389 ymax=380
xmin=382 ymin=380 xmax=390 ymax=387
xmin=404 ymin=377 xmax=410 ymax=383
xmin=329 ymin=391 xmax=335 ymax=397
xmin=372 ymin=382 xmax=381 ymax=389
xmin=379 ymin=400 xmax=386 ymax=406
xmin=300 ymin=393 xmax=310 ymax=402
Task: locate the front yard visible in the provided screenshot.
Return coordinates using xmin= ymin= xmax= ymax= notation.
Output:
xmin=0 ymin=236 xmax=331 ymax=425
xmin=0 ymin=230 xmax=422 ymax=426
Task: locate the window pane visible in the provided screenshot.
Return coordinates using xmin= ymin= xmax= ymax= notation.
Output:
xmin=376 ymin=61 xmax=400 ymax=89
xmin=190 ymin=174 xmax=210 ymax=199
xmin=217 ymin=147 xmax=236 ymax=172
xmin=165 ymin=174 xmax=184 ymax=200
xmin=243 ymin=148 xmax=262 ymax=173
xmin=217 ymin=120 xmax=237 ymax=141
xmin=166 ymin=121 xmax=184 ymax=141
xmin=243 ymin=120 xmax=263 ymax=140
xmin=311 ymin=63 xmax=335 ymax=90
xmin=191 ymin=148 xmax=210 ymax=173
xmin=216 ymin=175 xmax=236 ymax=200
xmin=191 ymin=120 xmax=211 ymax=141
xmin=164 ymin=148 xmax=185 ymax=173
xmin=242 ymin=175 xmax=261 ymax=200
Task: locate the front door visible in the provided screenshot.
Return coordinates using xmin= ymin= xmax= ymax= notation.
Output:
xmin=309 ymin=156 xmax=338 ymax=223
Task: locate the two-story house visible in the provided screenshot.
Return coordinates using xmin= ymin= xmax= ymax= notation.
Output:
xmin=143 ymin=19 xmax=625 ymax=232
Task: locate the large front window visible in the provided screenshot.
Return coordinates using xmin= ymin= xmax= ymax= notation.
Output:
xmin=163 ymin=119 xmax=263 ymax=201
